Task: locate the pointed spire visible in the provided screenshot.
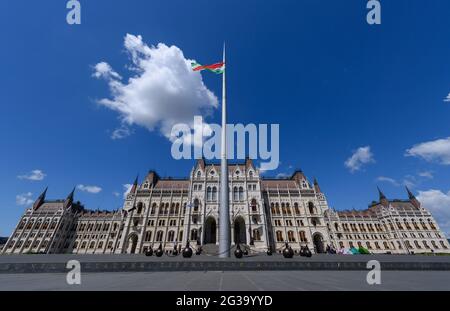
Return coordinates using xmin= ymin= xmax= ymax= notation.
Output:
xmin=130 ymin=175 xmax=139 ymax=193
xmin=405 ymin=186 xmax=415 ymax=199
xmin=377 ymin=186 xmax=389 ymax=207
xmin=64 ymin=187 xmax=75 ymax=209
xmin=406 ymin=186 xmax=421 ymax=209
xmin=377 ymin=186 xmax=386 ymax=199
xmin=33 ymin=187 xmax=48 ymax=210
xmin=313 ymin=177 xmax=321 ymax=193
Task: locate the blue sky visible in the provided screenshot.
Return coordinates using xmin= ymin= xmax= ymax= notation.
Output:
xmin=1 ymin=0 xmax=450 ymax=237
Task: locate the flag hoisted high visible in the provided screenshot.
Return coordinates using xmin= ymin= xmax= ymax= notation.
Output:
xmin=191 ymin=61 xmax=225 ymax=74
xmin=191 ymin=46 xmax=230 ymax=257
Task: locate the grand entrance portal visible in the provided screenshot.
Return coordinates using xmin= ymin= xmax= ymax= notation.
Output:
xmin=233 ymin=217 xmax=247 ymax=244
xmin=313 ymin=233 xmax=325 ymax=253
xmin=204 ymin=217 xmax=217 ymax=244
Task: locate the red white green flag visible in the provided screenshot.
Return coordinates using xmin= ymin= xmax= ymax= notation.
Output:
xmin=191 ymin=61 xmax=225 ymax=74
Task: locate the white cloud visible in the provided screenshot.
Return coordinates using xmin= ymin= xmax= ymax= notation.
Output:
xmin=93 ymin=62 xmax=122 ymax=80
xmin=344 ymin=146 xmax=375 ymax=173
xmin=18 ymin=170 xmax=46 ymax=181
xmin=405 ymin=137 xmax=450 ymax=165
xmin=112 ymin=191 xmax=120 ymax=197
xmin=111 ymin=125 xmax=132 ymax=140
xmin=417 ymin=189 xmax=450 ymax=237
xmin=93 ymin=34 xmax=218 ymax=141
xmin=403 ymin=176 xmax=417 ymax=189
xmin=77 ymin=184 xmax=102 ymax=194
xmin=418 ymin=171 xmax=433 ymax=179
xmin=16 ymin=192 xmax=34 ymax=206
xmin=122 ymin=184 xmax=133 ymax=199
xmin=444 ymin=93 xmax=450 ymax=102
xmin=376 ymin=176 xmax=400 ymax=186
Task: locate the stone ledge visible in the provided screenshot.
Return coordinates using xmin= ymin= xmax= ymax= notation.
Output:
xmin=1 ymin=260 xmax=450 ymax=273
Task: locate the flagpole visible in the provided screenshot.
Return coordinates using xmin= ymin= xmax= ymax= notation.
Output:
xmin=219 ymin=43 xmax=230 ymax=258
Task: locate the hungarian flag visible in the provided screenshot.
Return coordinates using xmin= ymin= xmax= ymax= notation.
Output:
xmin=191 ymin=61 xmax=225 ymax=74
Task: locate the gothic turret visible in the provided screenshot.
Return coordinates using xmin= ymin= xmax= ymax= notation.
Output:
xmin=245 ymin=157 xmax=254 ymax=169
xmin=406 ymin=186 xmax=421 ymax=209
xmin=33 ymin=187 xmax=48 ymax=210
xmin=377 ymin=186 xmax=389 ymax=207
xmin=145 ymin=171 xmax=160 ymax=188
xmin=64 ymin=188 xmax=75 ymax=209
xmin=130 ymin=175 xmax=139 ymax=193
xmin=313 ymin=178 xmax=321 ymax=193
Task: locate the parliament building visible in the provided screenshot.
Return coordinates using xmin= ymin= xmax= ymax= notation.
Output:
xmin=2 ymin=159 xmax=449 ymax=255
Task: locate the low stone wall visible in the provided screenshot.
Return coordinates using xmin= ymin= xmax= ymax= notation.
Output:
xmin=1 ymin=254 xmax=450 ymax=273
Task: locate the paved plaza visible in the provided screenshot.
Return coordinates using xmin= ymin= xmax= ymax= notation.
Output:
xmin=0 ymin=270 xmax=449 ymax=291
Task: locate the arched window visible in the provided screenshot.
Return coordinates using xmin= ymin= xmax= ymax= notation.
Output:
xmin=50 ymin=220 xmax=57 ymax=230
xmin=428 ymin=220 xmax=436 ymax=230
xmin=249 ymin=171 xmax=254 ymax=178
xmin=18 ymin=220 xmax=26 ymax=230
xmin=137 ymin=202 xmax=143 ymax=214
xmin=164 ymin=203 xmax=169 ymax=215
xmin=151 ymin=203 xmax=157 ymax=215
xmin=239 ymin=187 xmax=244 ymax=201
xmin=270 ymin=203 xmax=276 ymax=214
xmin=276 ymin=231 xmax=284 ymax=242
xmin=156 ymin=231 xmax=164 ymax=242
xmin=212 ymin=187 xmax=218 ymax=201
xmin=89 ymin=241 xmax=95 ymax=249
xmin=144 ymin=231 xmax=152 ymax=242
xmin=299 ymin=231 xmax=307 ymax=242
xmin=251 ymin=199 xmax=257 ymax=213
xmin=233 ymin=187 xmax=238 ymax=201
xmin=167 ymin=231 xmax=175 ymax=242
xmin=287 ymin=203 xmax=292 ymax=215
xmin=287 ymin=230 xmax=296 ymax=242
xmin=178 ymin=231 xmax=183 ymax=242
xmin=281 ymin=203 xmax=287 ymax=215
xmin=308 ymin=202 xmax=315 ymax=214
xmin=159 ymin=204 xmax=164 ymax=215
xmin=196 ymin=171 xmax=201 ymax=178
xmin=175 ymin=203 xmax=180 ymax=215
xmin=170 ymin=203 xmax=175 ymax=215
xmin=275 ymin=203 xmax=281 ymax=215
xmin=207 ymin=187 xmax=212 ymax=201
xmin=294 ymin=203 xmax=300 ymax=215
xmin=191 ymin=229 xmax=198 ymax=241
xmin=26 ymin=220 xmax=34 ymax=230
xmin=193 ymin=199 xmax=200 ymax=212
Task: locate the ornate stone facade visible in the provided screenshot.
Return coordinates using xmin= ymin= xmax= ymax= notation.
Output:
xmin=2 ymin=159 xmax=449 ymax=255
